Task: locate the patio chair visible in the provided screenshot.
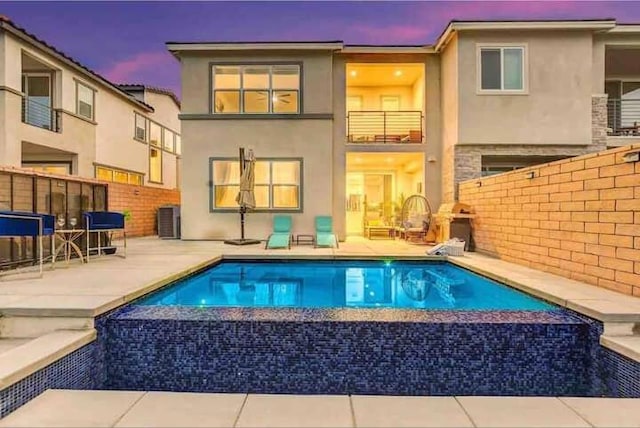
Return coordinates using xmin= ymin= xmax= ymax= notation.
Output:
xmin=84 ymin=211 xmax=126 ymax=261
xmin=0 ymin=211 xmax=55 ymax=277
xmin=314 ymin=216 xmax=338 ymax=248
xmin=265 ymin=215 xmax=292 ymax=249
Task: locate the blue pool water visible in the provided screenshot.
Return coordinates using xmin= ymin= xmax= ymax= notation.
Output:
xmin=139 ymin=260 xmax=553 ymax=311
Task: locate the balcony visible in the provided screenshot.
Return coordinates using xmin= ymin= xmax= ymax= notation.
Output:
xmin=607 ymin=99 xmax=640 ymax=136
xmin=21 ymin=97 xmax=61 ymax=133
xmin=347 ymin=111 xmax=423 ymax=144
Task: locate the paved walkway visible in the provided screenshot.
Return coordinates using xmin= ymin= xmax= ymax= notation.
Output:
xmin=1 ymin=390 xmax=639 ymax=427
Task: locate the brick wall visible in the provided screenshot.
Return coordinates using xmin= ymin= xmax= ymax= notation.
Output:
xmin=107 ymin=183 xmax=180 ymax=237
xmin=459 ymin=144 xmax=640 ymax=296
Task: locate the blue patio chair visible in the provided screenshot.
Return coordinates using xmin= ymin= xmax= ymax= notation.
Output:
xmin=84 ymin=211 xmax=126 ymax=261
xmin=0 ymin=211 xmax=55 ymax=277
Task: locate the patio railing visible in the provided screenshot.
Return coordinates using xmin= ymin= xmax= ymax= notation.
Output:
xmin=347 ymin=111 xmax=423 ymax=143
xmin=607 ymin=98 xmax=640 ymax=136
xmin=21 ymin=97 xmax=61 ymax=133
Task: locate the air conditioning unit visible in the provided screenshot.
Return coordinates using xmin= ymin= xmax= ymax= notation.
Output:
xmin=157 ymin=205 xmax=180 ymax=239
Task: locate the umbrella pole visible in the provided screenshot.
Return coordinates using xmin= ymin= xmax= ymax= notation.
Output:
xmin=224 ymin=147 xmax=260 ymax=246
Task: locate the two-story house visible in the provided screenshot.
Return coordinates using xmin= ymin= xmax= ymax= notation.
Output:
xmin=169 ymin=19 xmax=640 ymax=241
xmin=0 ymin=17 xmax=181 ymax=190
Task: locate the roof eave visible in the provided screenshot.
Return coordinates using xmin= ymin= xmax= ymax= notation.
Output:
xmin=435 ymin=19 xmax=618 ymax=51
xmin=166 ymin=41 xmax=344 ymax=53
xmin=341 ymin=45 xmax=435 ymax=54
xmin=0 ymin=20 xmax=154 ymax=113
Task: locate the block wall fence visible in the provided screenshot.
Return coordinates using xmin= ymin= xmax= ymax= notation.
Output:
xmin=107 ymin=183 xmax=180 ymax=237
xmin=458 ymin=144 xmax=640 ymax=297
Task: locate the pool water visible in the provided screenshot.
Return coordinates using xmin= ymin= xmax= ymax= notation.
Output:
xmin=139 ymin=260 xmax=553 ymax=311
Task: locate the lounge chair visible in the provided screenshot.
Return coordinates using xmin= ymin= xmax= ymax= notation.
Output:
xmin=265 ymin=215 xmax=292 ymax=249
xmin=0 ymin=211 xmax=55 ymax=277
xmin=314 ymin=216 xmax=338 ymax=248
xmin=84 ymin=211 xmax=127 ymax=261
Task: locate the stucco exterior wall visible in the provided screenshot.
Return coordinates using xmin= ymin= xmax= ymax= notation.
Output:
xmin=457 ymin=30 xmax=596 ymax=146
xmin=94 ymin=89 xmax=148 ymax=178
xmin=180 ymin=119 xmax=333 ymax=240
xmin=145 ymin=91 xmax=180 ymax=132
xmin=440 ymin=35 xmax=459 ymax=203
xmin=179 ymin=50 xmax=335 ymax=239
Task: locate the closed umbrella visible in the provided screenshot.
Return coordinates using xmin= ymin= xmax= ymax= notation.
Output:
xmin=224 ymin=147 xmax=261 ymax=245
xmin=235 ymin=150 xmax=256 ymax=210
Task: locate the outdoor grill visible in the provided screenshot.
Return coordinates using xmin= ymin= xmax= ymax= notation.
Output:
xmin=434 ymin=202 xmax=475 ymax=251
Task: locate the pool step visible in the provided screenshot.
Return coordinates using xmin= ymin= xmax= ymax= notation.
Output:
xmin=600 ymin=334 xmax=640 ymax=363
xmin=0 ymin=329 xmax=96 ymax=390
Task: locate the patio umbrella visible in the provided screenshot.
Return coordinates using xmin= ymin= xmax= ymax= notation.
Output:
xmin=224 ymin=147 xmax=261 ymax=245
xmin=235 ymin=150 xmax=256 ymax=210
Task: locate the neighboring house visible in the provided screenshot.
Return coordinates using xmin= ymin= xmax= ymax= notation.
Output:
xmin=0 ymin=17 xmax=181 ymax=190
xmin=169 ymin=19 xmax=640 ymax=240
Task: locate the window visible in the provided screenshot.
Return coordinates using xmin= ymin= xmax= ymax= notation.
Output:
xmin=149 ymin=122 xmax=162 ymax=147
xmin=479 ymin=46 xmax=525 ymax=92
xmin=149 ymin=147 xmax=162 ymax=183
xmin=22 ymin=162 xmax=71 ymax=175
xmin=175 ymin=135 xmax=181 ymax=155
xmin=96 ymin=166 xmax=113 ymax=182
xmin=135 ymin=113 xmax=148 ymax=141
xmin=163 ymin=128 xmax=174 ymax=152
xmin=95 ymin=165 xmax=144 ymax=185
xmin=76 ymin=81 xmax=95 ymax=119
xmin=210 ymin=158 xmax=302 ymax=210
xmin=212 ymin=64 xmax=300 ymax=114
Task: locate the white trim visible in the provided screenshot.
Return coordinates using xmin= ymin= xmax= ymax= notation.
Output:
xmin=168 ymin=42 xmax=343 ymax=51
xmin=452 ymin=20 xmax=615 ymax=31
xmin=341 ymin=46 xmax=434 ymax=54
xmin=435 ymin=20 xmax=616 ymax=51
xmin=476 ymin=43 xmax=528 ymax=95
xmin=609 ymin=25 xmax=640 ymax=34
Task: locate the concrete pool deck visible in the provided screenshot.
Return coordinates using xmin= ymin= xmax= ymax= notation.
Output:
xmin=1 ymin=389 xmax=640 ymax=427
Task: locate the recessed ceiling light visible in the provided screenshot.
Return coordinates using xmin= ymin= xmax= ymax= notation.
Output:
xmin=385 ymin=157 xmax=393 ymax=163
xmin=272 ymin=95 xmax=278 ymax=103
xmin=394 ymin=70 xmax=402 ymax=77
xmin=355 ymin=157 xmax=362 ymax=163
xmin=350 ymin=70 xmax=357 ymax=77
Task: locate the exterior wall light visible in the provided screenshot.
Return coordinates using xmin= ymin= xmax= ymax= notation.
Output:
xmin=476 ymin=181 xmax=482 ymax=187
xmin=525 ymin=171 xmax=536 ymax=179
xmin=622 ymin=151 xmax=640 ymax=163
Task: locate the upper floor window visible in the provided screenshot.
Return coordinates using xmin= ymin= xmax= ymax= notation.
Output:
xmin=135 ymin=113 xmax=148 ymax=141
xmin=478 ymin=46 xmax=526 ymax=93
xmin=76 ymin=81 xmax=95 ymax=120
xmin=163 ymin=128 xmax=174 ymax=152
xmin=212 ymin=64 xmax=300 ymax=114
xmin=175 ymin=135 xmax=181 ymax=155
xmin=149 ymin=122 xmax=162 ymax=147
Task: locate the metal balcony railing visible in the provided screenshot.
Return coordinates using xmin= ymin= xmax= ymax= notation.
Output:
xmin=347 ymin=111 xmax=423 ymax=144
xmin=21 ymin=97 xmax=61 ymax=133
xmin=607 ymin=99 xmax=640 ymax=136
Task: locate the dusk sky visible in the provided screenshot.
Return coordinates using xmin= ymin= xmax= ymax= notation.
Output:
xmin=2 ymin=1 xmax=640 ymax=95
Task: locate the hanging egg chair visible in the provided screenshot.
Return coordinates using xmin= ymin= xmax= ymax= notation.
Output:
xmin=398 ymin=194 xmax=434 ymax=243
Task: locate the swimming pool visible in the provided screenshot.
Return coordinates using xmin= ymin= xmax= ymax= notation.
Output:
xmin=102 ymin=258 xmax=618 ymax=397
xmin=138 ymin=260 xmax=553 ymax=311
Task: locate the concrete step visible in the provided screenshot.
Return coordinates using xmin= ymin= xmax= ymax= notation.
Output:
xmin=600 ymin=334 xmax=640 ymax=362
xmin=0 ymin=329 xmax=96 ymax=390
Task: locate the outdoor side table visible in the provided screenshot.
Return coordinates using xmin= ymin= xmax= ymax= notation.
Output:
xmin=52 ymin=229 xmax=86 ymax=267
xmin=296 ymin=234 xmax=315 ymax=246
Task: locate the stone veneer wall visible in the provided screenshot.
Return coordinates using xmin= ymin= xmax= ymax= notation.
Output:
xmin=107 ymin=183 xmax=180 ymax=238
xmin=459 ymin=144 xmax=640 ymax=296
